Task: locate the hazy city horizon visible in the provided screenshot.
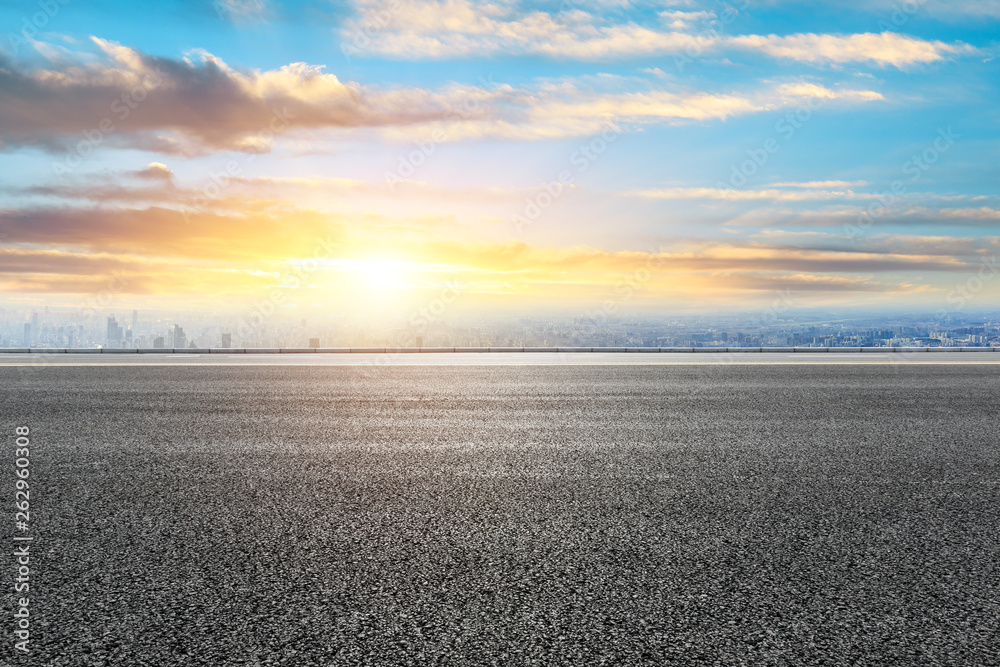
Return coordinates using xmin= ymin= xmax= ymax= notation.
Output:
xmin=4 ymin=306 xmax=1000 ymax=350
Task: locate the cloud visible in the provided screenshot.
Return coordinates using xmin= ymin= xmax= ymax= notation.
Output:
xmin=0 ymin=172 xmax=566 ymax=213
xmin=0 ymin=247 xmax=144 ymax=275
xmin=341 ymin=1 xmax=700 ymax=59
xmin=0 ymin=39 xmax=469 ymax=154
xmin=629 ymin=185 xmax=995 ymax=210
xmin=135 ymin=162 xmax=173 ymax=180
xmin=722 ymin=202 xmax=1000 ymax=228
xmin=340 ymin=1 xmax=977 ymax=67
xmin=212 ymin=0 xmax=269 ymax=23
xmin=0 ymin=41 xmax=887 ymax=153
xmin=0 ymin=205 xmax=343 ymax=261
xmin=660 ymin=10 xmax=717 ymax=30
xmin=727 ymin=32 xmax=975 ymax=68
xmin=770 ymin=180 xmax=869 ymax=188
xmin=752 ymin=229 xmax=1000 ymax=259
xmin=629 ymin=186 xmax=870 ymax=202
xmin=380 ymin=78 xmax=884 ymax=141
xmin=0 ymin=198 xmax=973 ymax=304
xmin=715 ymin=273 xmax=917 ymax=293
xmin=774 ymin=82 xmax=884 ymax=102
xmin=921 ymin=206 xmax=1000 ymax=220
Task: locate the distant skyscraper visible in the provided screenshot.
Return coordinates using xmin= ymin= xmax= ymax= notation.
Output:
xmin=170 ymin=325 xmax=186 ymax=349
xmin=22 ymin=323 xmax=30 ymax=347
xmin=221 ymin=333 xmax=232 ymax=348
xmin=153 ymin=336 xmax=165 ymax=349
xmin=106 ymin=316 xmax=125 ymax=348
xmin=131 ymin=309 xmax=138 ymax=329
xmin=309 ymin=337 xmax=320 ymax=348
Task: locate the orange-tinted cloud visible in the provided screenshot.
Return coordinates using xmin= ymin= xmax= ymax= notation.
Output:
xmin=0 ymin=40 xmax=888 ymax=154
xmin=0 ymin=40 xmax=466 ymax=154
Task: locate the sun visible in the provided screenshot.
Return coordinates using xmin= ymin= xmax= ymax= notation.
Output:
xmin=346 ymin=258 xmax=409 ymax=291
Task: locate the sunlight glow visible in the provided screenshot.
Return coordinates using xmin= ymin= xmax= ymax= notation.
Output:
xmin=347 ymin=259 xmax=408 ymax=291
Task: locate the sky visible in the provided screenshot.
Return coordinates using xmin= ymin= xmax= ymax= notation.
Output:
xmin=0 ymin=0 xmax=998 ymax=319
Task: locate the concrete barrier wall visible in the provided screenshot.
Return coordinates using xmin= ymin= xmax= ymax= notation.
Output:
xmin=0 ymin=347 xmax=996 ymax=355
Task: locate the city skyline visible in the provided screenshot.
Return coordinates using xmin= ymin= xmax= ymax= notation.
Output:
xmin=5 ymin=305 xmax=1000 ymax=350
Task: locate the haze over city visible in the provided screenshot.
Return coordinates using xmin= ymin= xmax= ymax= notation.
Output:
xmin=5 ymin=306 xmax=1000 ymax=350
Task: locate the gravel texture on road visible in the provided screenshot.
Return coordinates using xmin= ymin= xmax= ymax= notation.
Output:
xmin=2 ymin=364 xmax=999 ymax=666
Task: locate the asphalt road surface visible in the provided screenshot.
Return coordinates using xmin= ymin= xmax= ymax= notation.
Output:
xmin=2 ymin=364 xmax=998 ymax=665
xmin=2 ymin=351 xmax=1000 ymax=366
